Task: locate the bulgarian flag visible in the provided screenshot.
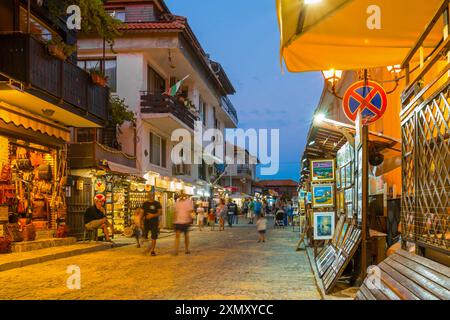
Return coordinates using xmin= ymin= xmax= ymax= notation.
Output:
xmin=166 ymin=75 xmax=190 ymax=96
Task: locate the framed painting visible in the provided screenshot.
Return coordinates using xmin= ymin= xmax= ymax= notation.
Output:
xmin=314 ymin=212 xmax=335 ymax=240
xmin=311 ymin=159 xmax=335 ymax=182
xmin=312 ymin=184 xmax=334 ymax=208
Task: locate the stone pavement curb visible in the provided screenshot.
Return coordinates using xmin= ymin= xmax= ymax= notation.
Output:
xmin=0 ymin=242 xmax=115 ymax=273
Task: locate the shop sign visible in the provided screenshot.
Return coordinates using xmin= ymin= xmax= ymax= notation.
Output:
xmin=343 ymin=80 xmax=387 ymax=124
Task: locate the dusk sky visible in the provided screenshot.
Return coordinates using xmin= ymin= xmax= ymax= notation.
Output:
xmin=166 ymin=0 xmax=324 ymax=181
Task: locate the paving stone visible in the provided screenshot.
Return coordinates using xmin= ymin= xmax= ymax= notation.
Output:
xmin=0 ymin=222 xmax=326 ymax=300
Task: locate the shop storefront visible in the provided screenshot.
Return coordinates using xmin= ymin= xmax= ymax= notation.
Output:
xmin=68 ymin=167 xmax=147 ymax=239
xmin=0 ymin=103 xmax=70 ymax=240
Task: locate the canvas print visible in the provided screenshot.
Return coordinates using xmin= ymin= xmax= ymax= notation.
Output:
xmin=311 ymin=160 xmax=335 ymax=182
xmin=312 ymin=184 xmax=334 ymax=208
xmin=314 ymin=212 xmax=335 ymax=240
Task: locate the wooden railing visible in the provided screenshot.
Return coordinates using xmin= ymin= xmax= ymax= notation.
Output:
xmin=0 ymin=33 xmax=108 ymax=123
xmin=68 ymin=142 xmax=137 ymax=169
xmin=140 ymin=92 xmax=199 ymax=129
xmin=400 ymin=1 xmax=450 ymax=255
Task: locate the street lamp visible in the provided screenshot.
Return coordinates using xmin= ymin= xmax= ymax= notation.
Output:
xmin=322 ymin=68 xmax=343 ymax=99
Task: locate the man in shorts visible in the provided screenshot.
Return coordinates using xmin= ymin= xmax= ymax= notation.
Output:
xmin=142 ymin=193 xmax=162 ymax=256
xmin=84 ymin=194 xmax=113 ymax=242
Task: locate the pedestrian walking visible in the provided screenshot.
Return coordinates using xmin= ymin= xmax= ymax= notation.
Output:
xmin=196 ymin=205 xmax=205 ymax=231
xmin=256 ymin=213 xmax=267 ymax=243
xmin=216 ymin=199 xmax=226 ymax=231
xmin=253 ymin=198 xmax=262 ymax=220
xmin=247 ymin=199 xmax=255 ymax=224
xmin=208 ymin=208 xmax=216 ymax=231
xmin=142 ymin=193 xmax=162 ymax=256
xmin=227 ymin=199 xmax=237 ymax=228
xmin=132 ymin=208 xmax=144 ymax=248
xmin=173 ymin=190 xmax=195 ymax=255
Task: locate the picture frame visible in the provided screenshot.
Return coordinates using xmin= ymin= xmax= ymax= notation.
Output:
xmin=314 ymin=211 xmax=335 ymax=240
xmin=312 ymin=184 xmax=334 ymax=208
xmin=311 ymin=159 xmax=335 ymax=182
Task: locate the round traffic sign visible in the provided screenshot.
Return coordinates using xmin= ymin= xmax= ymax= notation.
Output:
xmin=342 ymin=80 xmax=387 ymax=124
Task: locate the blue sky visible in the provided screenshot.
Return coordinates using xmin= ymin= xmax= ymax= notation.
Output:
xmin=166 ymin=0 xmax=324 ymax=181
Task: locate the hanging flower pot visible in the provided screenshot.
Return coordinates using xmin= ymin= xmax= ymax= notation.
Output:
xmin=90 ymin=70 xmax=108 ymax=87
xmin=47 ymin=44 xmax=67 ymax=61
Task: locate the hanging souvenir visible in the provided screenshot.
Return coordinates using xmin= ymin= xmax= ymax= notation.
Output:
xmin=94 ymin=180 xmax=106 ymax=193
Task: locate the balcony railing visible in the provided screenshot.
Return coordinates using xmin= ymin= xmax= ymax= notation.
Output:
xmin=140 ymin=92 xmax=199 ymax=130
xmin=0 ymin=33 xmax=108 ymax=124
xmin=68 ymin=142 xmax=137 ymax=169
xmin=220 ymin=96 xmax=238 ymax=125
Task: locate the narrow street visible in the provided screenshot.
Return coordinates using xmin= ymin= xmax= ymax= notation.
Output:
xmin=0 ymin=221 xmax=321 ymax=300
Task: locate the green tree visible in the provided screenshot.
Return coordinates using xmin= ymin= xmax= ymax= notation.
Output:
xmin=46 ymin=0 xmax=122 ymax=46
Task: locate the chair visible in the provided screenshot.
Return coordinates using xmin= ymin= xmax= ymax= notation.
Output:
xmin=83 ymin=227 xmax=98 ymax=242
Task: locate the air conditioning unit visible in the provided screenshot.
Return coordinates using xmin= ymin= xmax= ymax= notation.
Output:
xmin=174 ymin=164 xmax=185 ymax=175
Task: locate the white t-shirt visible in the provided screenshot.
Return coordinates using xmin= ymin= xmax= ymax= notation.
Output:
xmin=256 ymin=218 xmax=267 ymax=231
xmin=174 ymin=198 xmax=194 ymax=224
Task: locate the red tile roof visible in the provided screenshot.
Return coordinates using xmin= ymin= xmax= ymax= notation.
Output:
xmin=253 ymin=180 xmax=299 ymax=187
xmin=117 ymin=16 xmax=186 ymax=31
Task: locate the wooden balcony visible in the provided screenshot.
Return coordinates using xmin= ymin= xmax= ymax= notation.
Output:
xmin=220 ymin=96 xmax=239 ymax=126
xmin=0 ymin=33 xmax=108 ymax=125
xmin=68 ymin=142 xmax=137 ymax=170
xmin=140 ymin=93 xmax=199 ymax=130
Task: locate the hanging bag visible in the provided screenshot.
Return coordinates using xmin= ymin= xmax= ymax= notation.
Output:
xmin=37 ymin=164 xmax=53 ymax=181
xmin=6 ymin=223 xmax=23 ymax=242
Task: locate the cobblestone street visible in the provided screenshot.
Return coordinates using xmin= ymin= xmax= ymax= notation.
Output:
xmin=0 ymin=220 xmax=321 ymax=300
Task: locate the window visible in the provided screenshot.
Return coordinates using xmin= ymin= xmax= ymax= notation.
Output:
xmin=19 ymin=7 xmax=56 ymax=42
xmin=199 ymin=97 xmax=207 ymax=126
xmin=147 ymin=66 xmax=166 ymax=95
xmin=107 ymin=9 xmax=126 ymax=22
xmin=149 ymin=132 xmax=166 ymax=168
xmin=76 ymin=128 xmax=97 ymax=142
xmin=78 ymin=59 xmax=117 ymax=92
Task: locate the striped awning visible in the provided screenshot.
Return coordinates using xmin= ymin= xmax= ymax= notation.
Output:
xmin=0 ymin=102 xmax=70 ymax=142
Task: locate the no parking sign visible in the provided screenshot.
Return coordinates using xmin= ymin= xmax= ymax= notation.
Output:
xmin=342 ymin=80 xmax=387 ymax=124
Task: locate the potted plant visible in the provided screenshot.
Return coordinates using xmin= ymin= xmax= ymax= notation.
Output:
xmin=90 ymin=69 xmax=108 ymax=87
xmin=46 ymin=37 xmax=76 ymax=61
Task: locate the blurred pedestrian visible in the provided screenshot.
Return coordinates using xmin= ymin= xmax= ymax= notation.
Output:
xmin=142 ymin=193 xmax=162 ymax=256
xmin=196 ymin=205 xmax=205 ymax=231
xmin=227 ymin=199 xmax=237 ymax=228
xmin=174 ymin=190 xmax=195 ymax=255
xmin=216 ymin=199 xmax=227 ymax=231
xmin=208 ymin=208 xmax=216 ymax=231
xmin=132 ymin=208 xmax=144 ymax=248
xmin=256 ymin=213 xmax=267 ymax=243
xmin=247 ymin=199 xmax=255 ymax=224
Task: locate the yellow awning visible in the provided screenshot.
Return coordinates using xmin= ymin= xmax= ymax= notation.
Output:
xmin=277 ymin=0 xmax=445 ymax=72
xmin=0 ymin=102 xmax=70 ymax=142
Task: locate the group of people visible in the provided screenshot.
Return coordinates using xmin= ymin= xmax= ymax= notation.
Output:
xmin=84 ymin=190 xmax=195 ymax=256
xmin=84 ymin=193 xmax=276 ymax=256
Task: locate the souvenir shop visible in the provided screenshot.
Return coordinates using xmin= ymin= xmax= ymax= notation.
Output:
xmin=0 ymin=114 xmax=69 ymax=242
xmin=68 ymin=167 xmax=148 ymax=239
